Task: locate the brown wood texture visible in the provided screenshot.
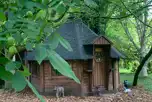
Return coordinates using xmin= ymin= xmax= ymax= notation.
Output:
xmin=93 ymin=36 xmax=111 ymax=45
xmin=42 ymin=60 xmax=89 ymax=95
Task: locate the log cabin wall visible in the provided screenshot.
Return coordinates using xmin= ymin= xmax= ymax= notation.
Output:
xmin=29 ymin=61 xmax=43 ymax=92
xmin=81 ymin=60 xmax=91 ymax=95
xmin=42 ymin=60 xmax=90 ymax=95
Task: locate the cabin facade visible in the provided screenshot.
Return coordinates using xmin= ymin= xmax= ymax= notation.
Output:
xmin=24 ymin=20 xmax=123 ymax=96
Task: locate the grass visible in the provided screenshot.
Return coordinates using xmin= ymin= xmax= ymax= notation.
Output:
xmin=120 ymin=68 xmax=152 ymax=92
xmin=119 ymin=68 xmax=132 ymax=74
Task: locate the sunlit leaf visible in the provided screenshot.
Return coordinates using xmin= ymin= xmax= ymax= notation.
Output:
xmin=59 ymin=36 xmax=73 ymax=51
xmin=20 ymin=65 xmax=31 ymax=77
xmin=0 ymin=12 xmax=6 ymax=21
xmin=48 ymin=50 xmax=80 ymax=84
xmin=35 ymin=10 xmax=46 ymax=20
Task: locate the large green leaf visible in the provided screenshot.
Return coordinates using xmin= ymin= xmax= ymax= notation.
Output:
xmin=26 ymin=42 xmax=34 ymax=51
xmin=59 ymin=36 xmax=73 ymax=52
xmin=20 ymin=65 xmax=31 ymax=77
xmin=45 ymin=33 xmax=60 ymax=49
xmin=26 ymin=79 xmax=45 ymax=102
xmin=0 ymin=57 xmax=9 ymax=65
xmin=0 ymin=12 xmax=6 ymax=21
xmin=5 ymin=61 xmax=21 ymax=71
xmin=84 ymin=0 xmax=98 ymax=8
xmin=35 ymin=44 xmax=47 ymax=64
xmin=35 ymin=10 xmax=46 ymax=20
xmin=0 ymin=66 xmax=13 ymax=81
xmin=12 ymin=71 xmax=27 ymax=91
xmin=56 ymin=3 xmax=66 ymax=14
xmin=48 ymin=50 xmax=80 ymax=84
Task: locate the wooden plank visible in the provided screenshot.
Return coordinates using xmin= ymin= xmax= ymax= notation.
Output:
xmin=39 ymin=62 xmax=44 ymax=92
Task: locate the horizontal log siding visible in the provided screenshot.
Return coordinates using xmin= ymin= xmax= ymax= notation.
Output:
xmin=43 ymin=60 xmax=89 ymax=95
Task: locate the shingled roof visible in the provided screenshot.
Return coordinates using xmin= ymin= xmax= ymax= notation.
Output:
xmin=25 ymin=20 xmax=123 ymax=60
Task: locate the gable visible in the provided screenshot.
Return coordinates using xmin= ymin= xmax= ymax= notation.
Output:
xmin=93 ymin=36 xmax=111 ymax=45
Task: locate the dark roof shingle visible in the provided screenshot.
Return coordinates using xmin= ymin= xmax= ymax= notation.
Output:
xmin=25 ymin=20 xmax=123 ymax=60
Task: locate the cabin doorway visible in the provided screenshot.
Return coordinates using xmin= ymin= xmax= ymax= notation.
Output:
xmin=92 ymin=47 xmax=106 ymax=88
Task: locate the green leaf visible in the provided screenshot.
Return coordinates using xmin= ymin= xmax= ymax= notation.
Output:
xmin=0 ymin=57 xmax=9 ymax=65
xmin=48 ymin=51 xmax=80 ymax=84
xmin=26 ymin=42 xmax=33 ymax=51
xmin=45 ymin=33 xmax=60 ymax=49
xmin=56 ymin=3 xmax=66 ymax=14
xmin=8 ymin=46 xmax=18 ymax=55
xmin=35 ymin=10 xmax=46 ymax=20
xmin=17 ymin=0 xmax=26 ymax=7
xmin=20 ymin=65 xmax=31 ymax=77
xmin=5 ymin=61 xmax=21 ymax=71
xmin=12 ymin=33 xmax=23 ymax=43
xmin=26 ymin=79 xmax=45 ymax=102
xmin=12 ymin=71 xmax=27 ymax=91
xmin=42 ymin=0 xmax=49 ymax=5
xmin=59 ymin=36 xmax=73 ymax=51
xmin=25 ymin=1 xmax=47 ymax=9
xmin=25 ymin=30 xmax=39 ymax=39
xmin=35 ymin=44 xmax=47 ymax=64
xmin=0 ymin=12 xmax=6 ymax=21
xmin=84 ymin=0 xmax=98 ymax=8
xmin=0 ymin=37 xmax=7 ymax=41
xmin=0 ymin=66 xmax=13 ymax=81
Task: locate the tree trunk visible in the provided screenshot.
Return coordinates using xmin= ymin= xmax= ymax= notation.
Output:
xmin=140 ymin=61 xmax=148 ymax=77
xmin=133 ymin=47 xmax=152 ymax=86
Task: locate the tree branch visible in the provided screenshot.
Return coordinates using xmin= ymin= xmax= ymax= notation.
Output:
xmin=121 ymin=21 xmax=140 ymax=52
xmin=120 ymin=0 xmax=152 ymax=28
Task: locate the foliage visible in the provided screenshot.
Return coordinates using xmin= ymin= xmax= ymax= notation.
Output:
xmin=0 ymin=0 xmax=83 ymax=101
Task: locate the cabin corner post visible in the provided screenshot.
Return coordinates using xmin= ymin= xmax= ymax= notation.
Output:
xmin=39 ymin=62 xmax=44 ymax=93
xmin=24 ymin=60 xmax=31 ymax=81
xmin=113 ymin=60 xmax=119 ymax=91
xmin=108 ymin=59 xmax=113 ymax=91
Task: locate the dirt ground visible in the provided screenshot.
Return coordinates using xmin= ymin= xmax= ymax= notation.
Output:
xmin=0 ymin=86 xmax=152 ymax=102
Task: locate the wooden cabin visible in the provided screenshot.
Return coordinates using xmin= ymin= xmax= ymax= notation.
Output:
xmin=23 ymin=20 xmax=124 ymax=96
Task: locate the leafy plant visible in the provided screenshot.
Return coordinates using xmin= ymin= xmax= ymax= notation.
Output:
xmin=0 ymin=0 xmax=83 ymax=101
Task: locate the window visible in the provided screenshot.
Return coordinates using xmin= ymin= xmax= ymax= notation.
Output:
xmin=94 ymin=48 xmax=104 ymax=62
xmin=31 ymin=61 xmax=40 ymax=78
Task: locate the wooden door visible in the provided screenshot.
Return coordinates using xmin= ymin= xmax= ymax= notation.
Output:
xmin=92 ymin=47 xmax=106 ymax=87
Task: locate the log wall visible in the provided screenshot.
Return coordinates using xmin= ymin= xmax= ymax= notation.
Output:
xmin=43 ymin=60 xmax=90 ymax=96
